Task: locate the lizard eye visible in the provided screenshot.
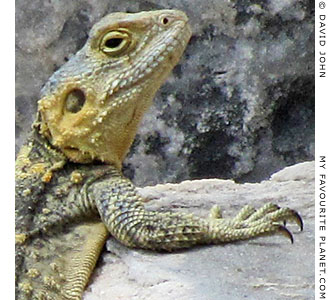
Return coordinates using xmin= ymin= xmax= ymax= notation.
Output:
xmin=65 ymin=89 xmax=86 ymax=113
xmin=100 ymin=31 xmax=130 ymax=56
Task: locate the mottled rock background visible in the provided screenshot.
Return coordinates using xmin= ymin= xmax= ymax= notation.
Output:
xmin=84 ymin=161 xmax=314 ymax=300
xmin=15 ymin=0 xmax=314 ymax=186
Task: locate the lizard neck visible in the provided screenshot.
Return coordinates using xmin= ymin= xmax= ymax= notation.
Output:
xmin=16 ymin=124 xmax=68 ymax=182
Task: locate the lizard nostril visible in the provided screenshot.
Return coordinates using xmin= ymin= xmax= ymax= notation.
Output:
xmin=161 ymin=17 xmax=169 ymax=25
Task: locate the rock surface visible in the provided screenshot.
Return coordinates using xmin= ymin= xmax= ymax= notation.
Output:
xmin=16 ymin=0 xmax=314 ymax=185
xmin=84 ymin=161 xmax=315 ymax=300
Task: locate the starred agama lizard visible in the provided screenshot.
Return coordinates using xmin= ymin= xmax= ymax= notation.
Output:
xmin=15 ymin=10 xmax=303 ymax=300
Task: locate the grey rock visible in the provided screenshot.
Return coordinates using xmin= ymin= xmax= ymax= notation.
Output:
xmin=84 ymin=161 xmax=314 ymax=300
xmin=16 ymin=0 xmax=314 ymax=185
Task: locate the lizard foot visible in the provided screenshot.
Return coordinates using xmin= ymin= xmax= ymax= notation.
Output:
xmin=210 ymin=203 xmax=303 ymax=243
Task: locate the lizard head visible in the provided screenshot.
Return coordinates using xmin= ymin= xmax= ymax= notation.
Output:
xmin=37 ymin=10 xmax=191 ymax=169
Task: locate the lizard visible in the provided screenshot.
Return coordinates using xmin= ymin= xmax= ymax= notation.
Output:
xmin=15 ymin=9 xmax=303 ymax=300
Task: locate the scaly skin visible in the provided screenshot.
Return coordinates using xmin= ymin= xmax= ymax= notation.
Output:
xmin=15 ymin=10 xmax=303 ymax=300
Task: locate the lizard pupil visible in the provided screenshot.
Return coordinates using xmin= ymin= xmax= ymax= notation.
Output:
xmin=105 ymin=38 xmax=123 ymax=48
xmin=65 ymin=89 xmax=86 ymax=113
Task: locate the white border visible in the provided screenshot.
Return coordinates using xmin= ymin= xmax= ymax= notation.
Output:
xmin=315 ymin=0 xmax=330 ymax=299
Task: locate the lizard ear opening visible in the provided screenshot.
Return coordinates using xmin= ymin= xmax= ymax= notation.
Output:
xmin=65 ymin=89 xmax=86 ymax=113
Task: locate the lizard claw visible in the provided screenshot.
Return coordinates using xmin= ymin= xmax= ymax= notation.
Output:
xmin=278 ymin=225 xmax=294 ymax=244
xmin=282 ymin=210 xmax=303 ymax=231
xmin=294 ymin=211 xmax=304 ymax=231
